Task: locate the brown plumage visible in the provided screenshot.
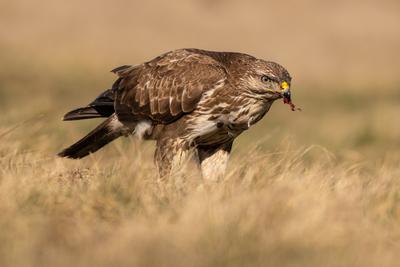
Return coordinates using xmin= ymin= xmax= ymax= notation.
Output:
xmin=58 ymin=48 xmax=293 ymax=180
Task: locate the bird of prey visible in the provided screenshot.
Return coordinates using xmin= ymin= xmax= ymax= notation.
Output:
xmin=58 ymin=48 xmax=296 ymax=180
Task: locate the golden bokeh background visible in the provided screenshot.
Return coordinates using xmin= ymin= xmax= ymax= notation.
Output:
xmin=0 ymin=1 xmax=399 ymax=266
xmin=1 ymin=0 xmax=399 ymax=157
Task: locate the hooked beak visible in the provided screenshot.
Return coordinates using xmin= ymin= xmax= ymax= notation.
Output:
xmin=280 ymin=82 xmax=291 ymax=104
xmin=282 ymin=89 xmax=291 ymax=104
xmin=280 ymin=81 xmax=300 ymax=111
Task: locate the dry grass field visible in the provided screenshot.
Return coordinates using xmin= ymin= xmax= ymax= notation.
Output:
xmin=1 ymin=0 xmax=400 ymax=266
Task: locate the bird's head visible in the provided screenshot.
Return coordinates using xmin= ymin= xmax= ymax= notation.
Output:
xmin=239 ymin=59 xmax=299 ymax=111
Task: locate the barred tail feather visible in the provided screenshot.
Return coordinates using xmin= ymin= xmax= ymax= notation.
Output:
xmin=58 ymin=114 xmax=124 ymax=159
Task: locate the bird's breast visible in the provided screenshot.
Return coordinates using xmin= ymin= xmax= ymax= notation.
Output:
xmin=228 ymin=99 xmax=273 ymax=127
xmin=183 ymin=99 xmax=272 ymax=146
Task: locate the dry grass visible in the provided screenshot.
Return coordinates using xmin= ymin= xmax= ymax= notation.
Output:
xmin=0 ymin=135 xmax=399 ymax=267
xmin=1 ymin=0 xmax=400 ymax=266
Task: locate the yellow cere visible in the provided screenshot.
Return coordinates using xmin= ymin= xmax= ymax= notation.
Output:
xmin=281 ymin=81 xmax=289 ymax=90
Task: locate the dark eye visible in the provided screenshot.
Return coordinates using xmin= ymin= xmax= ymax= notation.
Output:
xmin=261 ymin=75 xmax=272 ymax=83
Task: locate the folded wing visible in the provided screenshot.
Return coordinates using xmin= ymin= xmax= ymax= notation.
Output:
xmin=112 ymin=49 xmax=227 ymax=124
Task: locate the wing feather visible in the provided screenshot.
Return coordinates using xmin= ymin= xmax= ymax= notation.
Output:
xmin=113 ymin=49 xmax=226 ymax=123
xmin=169 ymin=83 xmax=181 ymax=116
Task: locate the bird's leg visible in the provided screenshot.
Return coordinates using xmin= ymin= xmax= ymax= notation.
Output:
xmin=197 ymin=141 xmax=233 ymax=182
xmin=154 ymin=137 xmax=193 ymax=179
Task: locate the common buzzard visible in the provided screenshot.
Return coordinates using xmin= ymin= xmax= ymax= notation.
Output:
xmin=58 ymin=49 xmax=295 ymax=180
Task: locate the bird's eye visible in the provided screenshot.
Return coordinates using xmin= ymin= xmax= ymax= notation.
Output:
xmin=261 ymin=75 xmax=272 ymax=83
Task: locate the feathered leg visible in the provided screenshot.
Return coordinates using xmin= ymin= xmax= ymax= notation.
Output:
xmin=197 ymin=141 xmax=233 ymax=182
xmin=154 ymin=137 xmax=193 ymax=179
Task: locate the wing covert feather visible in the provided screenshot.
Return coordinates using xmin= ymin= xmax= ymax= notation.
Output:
xmin=113 ymin=50 xmax=226 ymax=123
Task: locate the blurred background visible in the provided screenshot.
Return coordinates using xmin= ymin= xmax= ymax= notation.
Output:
xmin=1 ymin=2 xmax=400 ymax=266
xmin=1 ymin=0 xmax=399 ymax=158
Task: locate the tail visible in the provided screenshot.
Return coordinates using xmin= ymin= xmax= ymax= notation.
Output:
xmin=58 ymin=114 xmax=126 ymax=159
xmin=62 ymin=89 xmax=115 ymax=121
xmin=62 ymin=106 xmax=114 ymax=121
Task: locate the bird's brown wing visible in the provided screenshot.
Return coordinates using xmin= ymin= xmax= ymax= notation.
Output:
xmin=112 ymin=50 xmax=227 ymax=124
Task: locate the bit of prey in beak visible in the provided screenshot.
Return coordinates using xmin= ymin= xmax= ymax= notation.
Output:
xmin=280 ymin=81 xmax=301 ymax=111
